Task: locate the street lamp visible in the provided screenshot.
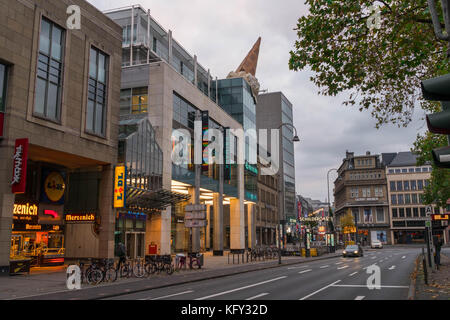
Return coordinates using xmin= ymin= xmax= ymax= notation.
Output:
xmin=327 ymin=168 xmax=338 ymax=252
xmin=277 ymin=122 xmax=300 ymax=264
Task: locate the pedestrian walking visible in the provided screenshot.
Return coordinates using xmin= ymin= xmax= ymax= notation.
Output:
xmin=434 ymin=236 xmax=443 ymax=267
xmin=116 ymin=242 xmax=127 ymax=270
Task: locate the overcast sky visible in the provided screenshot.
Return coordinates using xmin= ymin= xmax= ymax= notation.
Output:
xmin=89 ymin=0 xmax=428 ymax=203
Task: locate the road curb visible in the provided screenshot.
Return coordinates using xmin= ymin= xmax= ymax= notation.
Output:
xmin=15 ymin=253 xmax=341 ymax=300
xmin=87 ymin=253 xmax=342 ymax=300
xmin=408 ymin=254 xmax=421 ymax=300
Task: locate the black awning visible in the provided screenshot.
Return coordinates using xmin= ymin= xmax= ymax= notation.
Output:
xmin=126 ymin=186 xmax=191 ymax=212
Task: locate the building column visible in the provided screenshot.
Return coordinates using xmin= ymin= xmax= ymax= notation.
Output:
xmin=230 ymin=198 xmax=245 ymax=252
xmin=206 ymin=204 xmax=211 ymax=250
xmin=160 ymin=206 xmax=171 ymax=255
xmin=247 ymin=203 xmax=256 ymax=249
xmin=0 ymin=144 xmax=15 ymax=275
xmin=213 ymin=193 xmax=223 ymax=255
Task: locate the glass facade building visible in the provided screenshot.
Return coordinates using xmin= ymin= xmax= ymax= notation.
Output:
xmin=281 ymin=96 xmax=296 ymax=221
xmin=218 ymin=78 xmax=258 ymax=202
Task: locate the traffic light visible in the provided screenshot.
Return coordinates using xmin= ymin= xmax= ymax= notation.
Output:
xmin=421 ymin=74 xmax=450 ymax=168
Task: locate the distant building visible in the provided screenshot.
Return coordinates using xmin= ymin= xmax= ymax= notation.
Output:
xmin=384 ymin=152 xmax=446 ymax=244
xmin=334 ymin=151 xmax=390 ymax=245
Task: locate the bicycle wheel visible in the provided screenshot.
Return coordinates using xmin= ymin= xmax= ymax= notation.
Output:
xmin=120 ymin=264 xmax=130 ymax=278
xmin=133 ymin=262 xmax=146 ymax=278
xmin=104 ymin=267 xmax=118 ymax=282
xmin=165 ymin=263 xmax=174 ymax=275
xmin=87 ymin=269 xmax=103 ymax=285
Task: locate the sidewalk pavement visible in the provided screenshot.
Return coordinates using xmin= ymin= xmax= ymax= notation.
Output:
xmin=0 ymin=249 xmax=342 ymax=300
xmin=415 ymin=249 xmax=450 ymax=300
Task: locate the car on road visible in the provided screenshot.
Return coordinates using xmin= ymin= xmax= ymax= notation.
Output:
xmin=342 ymin=245 xmax=363 ymax=257
xmin=371 ymin=239 xmax=383 ymax=249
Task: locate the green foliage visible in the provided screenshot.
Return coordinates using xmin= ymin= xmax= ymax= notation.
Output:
xmin=412 ymin=131 xmax=450 ymax=209
xmin=289 ymin=0 xmax=449 ymax=127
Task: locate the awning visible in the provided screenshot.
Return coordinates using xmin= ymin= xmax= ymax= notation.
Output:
xmin=126 ymin=186 xmax=191 ymax=213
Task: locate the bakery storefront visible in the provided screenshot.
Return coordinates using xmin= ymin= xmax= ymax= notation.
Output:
xmin=10 ymin=140 xmax=67 ymax=268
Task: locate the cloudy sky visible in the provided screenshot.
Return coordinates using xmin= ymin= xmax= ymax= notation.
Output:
xmin=89 ymin=0 xmax=428 ymax=203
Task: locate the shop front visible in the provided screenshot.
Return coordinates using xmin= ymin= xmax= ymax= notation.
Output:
xmin=11 ymin=163 xmax=67 ymax=268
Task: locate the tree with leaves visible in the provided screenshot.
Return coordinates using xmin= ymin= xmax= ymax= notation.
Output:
xmin=340 ymin=212 xmax=356 ymax=241
xmin=290 ymin=0 xmax=449 ymax=208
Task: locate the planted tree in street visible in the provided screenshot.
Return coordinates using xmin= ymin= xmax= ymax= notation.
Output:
xmin=340 ymin=212 xmax=355 ymax=242
xmin=289 ymin=0 xmax=450 ymax=208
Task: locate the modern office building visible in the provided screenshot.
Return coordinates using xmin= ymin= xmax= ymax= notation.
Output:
xmin=385 ymin=152 xmax=446 ymax=244
xmin=334 ymin=151 xmax=391 ymax=245
xmin=0 ymin=0 xmax=122 ymax=274
xmin=256 ymin=92 xmax=297 ymax=244
xmin=105 ymin=5 xmax=250 ymax=256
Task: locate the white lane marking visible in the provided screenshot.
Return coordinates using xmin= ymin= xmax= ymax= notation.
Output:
xmin=335 ymin=262 xmax=343 ymax=265
xmin=337 ymin=265 xmax=349 ymax=270
xmin=355 ymin=296 xmax=365 ymax=300
xmin=320 ymin=265 xmax=329 ymax=269
xmin=371 ymin=257 xmax=376 ymax=259
xmin=195 ymin=276 xmax=287 ymax=300
xmin=146 ymin=290 xmax=194 ymax=300
xmin=299 ymin=269 xmax=312 ymax=274
xmin=402 ymin=256 xmax=406 ymax=259
xmin=245 ymin=293 xmax=269 ymax=300
xmin=332 ymin=284 xmax=408 ymax=288
xmin=388 ymin=265 xmax=396 ymax=270
xmin=299 ymin=280 xmax=341 ymax=300
xmin=288 ymin=265 xmax=309 ymax=270
xmin=349 ymin=272 xmax=358 ymax=277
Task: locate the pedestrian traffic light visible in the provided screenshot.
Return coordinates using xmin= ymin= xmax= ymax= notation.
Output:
xmin=421 ymin=73 xmax=450 ymax=168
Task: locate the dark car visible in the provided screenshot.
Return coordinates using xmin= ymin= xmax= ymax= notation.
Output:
xmin=342 ymin=245 xmax=363 ymax=257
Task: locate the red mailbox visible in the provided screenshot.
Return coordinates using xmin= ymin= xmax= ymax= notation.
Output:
xmin=148 ymin=244 xmax=157 ymax=255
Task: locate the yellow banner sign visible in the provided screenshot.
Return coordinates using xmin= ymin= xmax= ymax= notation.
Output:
xmin=114 ymin=166 xmax=126 ymax=208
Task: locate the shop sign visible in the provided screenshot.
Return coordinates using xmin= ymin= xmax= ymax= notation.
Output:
xmin=65 ymin=213 xmax=96 ymax=223
xmin=343 ymin=226 xmax=356 ymax=234
xmin=185 ymin=220 xmax=207 ymax=228
xmin=13 ymin=203 xmax=38 ymax=216
xmin=431 ymin=214 xmax=449 ymax=221
xmin=114 ymin=166 xmax=126 ymax=208
xmin=11 ymin=138 xmax=28 ymax=194
xmin=119 ymin=211 xmax=147 ymax=221
xmin=44 ymin=172 xmax=66 ymax=203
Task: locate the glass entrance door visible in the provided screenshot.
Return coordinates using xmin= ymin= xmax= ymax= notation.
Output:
xmin=125 ymin=232 xmax=145 ymax=259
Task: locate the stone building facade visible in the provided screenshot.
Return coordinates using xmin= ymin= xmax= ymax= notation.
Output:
xmin=0 ymin=0 xmax=122 ymax=274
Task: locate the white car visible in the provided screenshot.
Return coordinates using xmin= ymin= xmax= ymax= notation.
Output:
xmin=371 ymin=240 xmax=383 ymax=249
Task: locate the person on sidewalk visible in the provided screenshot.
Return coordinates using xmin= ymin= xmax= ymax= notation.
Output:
xmin=434 ymin=236 xmax=443 ymax=267
xmin=116 ymin=242 xmax=127 ymax=271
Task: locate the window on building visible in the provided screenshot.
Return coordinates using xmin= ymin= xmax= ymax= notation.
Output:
xmin=415 ymin=168 xmax=421 ymax=172
xmin=120 ymin=87 xmax=148 ymax=115
xmin=0 ymin=63 xmax=6 ymax=114
xmin=404 ymin=181 xmax=410 ymax=191
xmin=405 ymin=194 xmax=411 ymax=204
xmin=418 ymin=180 xmax=423 ymax=190
xmin=395 ymin=169 xmax=401 ymax=173
xmin=364 ymin=208 xmax=373 ymax=223
xmin=408 ymin=168 xmax=415 ymax=173
xmin=352 ymin=208 xmax=359 ymax=223
xmin=411 ymin=180 xmax=416 ymax=190
xmin=406 ymin=208 xmax=412 ymax=217
xmin=419 ymin=194 xmax=424 ymax=204
xmin=398 ymin=194 xmax=404 ymax=205
xmin=351 ymin=188 xmax=359 ymax=198
xmin=397 ymin=181 xmax=403 ymax=191
xmin=35 ymin=18 xmax=65 ymax=121
xmin=389 ymin=169 xmax=394 ymax=174
xmin=402 ymin=169 xmax=407 ymax=173
xmin=413 ymin=207 xmax=419 ymax=217
xmin=425 ymin=179 xmax=430 ymax=188
xmin=374 ymin=187 xmax=383 ymax=197
xmin=422 ymin=167 xmax=428 ymax=172
xmin=87 ymin=47 xmax=108 ymax=136
xmin=411 ymin=194 xmax=418 ymax=204
xmin=392 ymin=208 xmax=398 ymax=218
xmin=391 ymin=194 xmax=397 ymax=205
xmin=399 ymin=208 xmax=405 ymax=217
xmin=420 ymin=207 xmax=426 ymax=217
xmin=390 ymin=181 xmax=396 ymax=191
xmin=362 ymin=188 xmax=371 ymax=197
xmin=376 ymin=208 xmax=384 ymax=222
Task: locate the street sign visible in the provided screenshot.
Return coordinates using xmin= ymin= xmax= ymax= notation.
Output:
xmin=185 ymin=220 xmax=207 ymax=228
xmin=425 ymin=220 xmax=432 ymax=228
xmin=185 ymin=204 xmax=207 ymax=212
xmin=185 ymin=211 xmax=206 ymax=220
xmin=426 ymin=206 xmax=433 ymax=217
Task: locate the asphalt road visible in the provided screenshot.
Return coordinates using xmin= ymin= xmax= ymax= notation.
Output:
xmin=104 ymin=247 xmax=420 ymax=300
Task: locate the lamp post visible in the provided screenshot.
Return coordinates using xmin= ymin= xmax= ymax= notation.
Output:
xmin=276 ymin=123 xmax=300 ymax=264
xmin=327 ymin=168 xmax=338 ymax=252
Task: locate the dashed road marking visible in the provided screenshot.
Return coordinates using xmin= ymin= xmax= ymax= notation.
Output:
xmin=246 ymin=293 xmax=269 ymax=300
xmin=299 ymin=269 xmax=312 ymax=274
xmin=320 ymin=265 xmax=329 ymax=269
xmin=349 ymin=272 xmax=358 ymax=276
xmin=355 ymin=296 xmax=365 ymax=300
xmin=145 ymin=290 xmax=194 ymax=300
xmin=337 ymin=265 xmax=349 ymax=270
